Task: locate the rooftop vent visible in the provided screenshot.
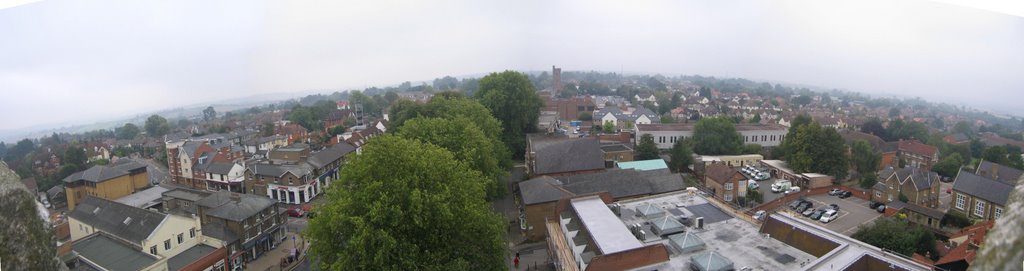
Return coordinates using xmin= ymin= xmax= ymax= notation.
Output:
xmin=123 ymin=217 xmax=132 ymax=225
xmin=93 ymin=207 xmax=101 ymax=214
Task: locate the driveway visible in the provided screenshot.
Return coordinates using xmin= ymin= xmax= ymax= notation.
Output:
xmin=938 ymin=181 xmax=954 ymax=211
xmin=789 ymin=194 xmax=884 ymax=236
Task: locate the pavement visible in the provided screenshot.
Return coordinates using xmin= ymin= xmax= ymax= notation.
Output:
xmin=245 ymin=231 xmax=308 ymax=271
xmin=938 ymin=181 xmax=954 ymax=211
xmin=786 ymin=194 xmax=883 ymax=236
xmin=491 ymin=164 xmax=554 ymax=271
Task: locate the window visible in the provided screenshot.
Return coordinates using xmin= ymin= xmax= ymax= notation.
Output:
xmin=724 ymin=194 xmax=733 ymax=202
xmin=995 ymin=207 xmax=1003 ymax=219
xmin=874 ymin=191 xmax=881 ymax=198
xmin=164 ymin=239 xmax=171 ymax=250
xmin=974 ymin=201 xmax=986 ymax=217
xmin=190 ymin=228 xmax=196 ymax=238
xmin=150 ymin=246 xmax=157 ymax=255
xmin=177 ymin=233 xmax=184 ymax=244
xmin=955 ymin=194 xmax=966 ymax=210
xmin=724 ymin=183 xmax=733 ymax=190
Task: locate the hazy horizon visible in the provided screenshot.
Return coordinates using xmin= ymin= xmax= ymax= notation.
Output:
xmin=2 ymin=0 xmax=1022 ymax=133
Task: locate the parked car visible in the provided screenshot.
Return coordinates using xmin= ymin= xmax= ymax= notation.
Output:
xmin=829 ymin=188 xmax=842 ymax=196
xmin=838 ymin=191 xmax=853 ymax=198
xmin=752 ymin=210 xmax=767 ymax=221
xmin=819 ymin=210 xmax=839 ymax=223
xmin=802 ymin=207 xmax=816 ymax=217
xmin=796 ymin=201 xmax=813 ymax=213
xmin=828 ymin=203 xmax=840 ymax=211
xmin=285 ymin=208 xmax=305 ymax=217
xmin=789 ymin=199 xmax=806 ymax=210
xmin=784 ymin=186 xmax=801 ymax=195
xmin=748 ymin=181 xmax=759 ymax=190
xmin=876 ymin=204 xmax=886 ymax=213
xmin=810 ymin=209 xmax=826 ymax=220
xmin=869 ymin=202 xmax=883 ymax=209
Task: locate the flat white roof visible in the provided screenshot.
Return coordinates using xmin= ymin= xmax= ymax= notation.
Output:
xmin=761 ymin=160 xmax=796 ymax=175
xmin=570 ymin=196 xmax=643 ymax=254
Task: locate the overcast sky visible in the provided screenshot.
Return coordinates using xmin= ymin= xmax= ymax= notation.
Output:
xmin=1 ymin=0 xmax=1022 ymax=132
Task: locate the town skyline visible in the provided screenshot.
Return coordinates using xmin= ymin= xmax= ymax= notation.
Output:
xmin=2 ymin=0 xmax=1023 ymax=133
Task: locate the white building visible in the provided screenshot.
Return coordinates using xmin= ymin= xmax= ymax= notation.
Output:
xmin=635 ymin=123 xmax=788 ymax=149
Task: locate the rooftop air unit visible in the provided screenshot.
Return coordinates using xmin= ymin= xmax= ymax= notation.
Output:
xmin=695 ymin=217 xmax=705 ymax=229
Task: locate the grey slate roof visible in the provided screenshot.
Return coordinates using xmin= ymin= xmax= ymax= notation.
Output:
xmin=201 ymin=221 xmax=239 ymax=242
xmin=518 ymin=176 xmax=573 ymax=205
xmin=69 ymin=197 xmax=167 ymax=244
xmin=531 ymin=137 xmax=605 ymax=175
xmin=62 ymin=159 xmax=148 ymax=184
xmin=559 ymin=169 xmax=684 ymax=199
xmin=953 ymin=171 xmax=1013 ymax=206
xmin=72 ymin=233 xmax=158 ymax=271
xmin=249 ymin=162 xmax=314 ymax=178
xmin=197 ymin=191 xmax=276 ymax=221
xmin=975 ymin=160 xmax=1024 ymax=185
xmin=167 ymin=244 xmax=218 ymax=271
xmin=883 ymin=167 xmax=939 ymax=191
xmin=307 ymin=143 xmax=355 ymax=168
xmin=205 ymin=162 xmax=237 ymax=175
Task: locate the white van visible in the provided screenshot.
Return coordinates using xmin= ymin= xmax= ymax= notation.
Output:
xmin=770 ymin=180 xmax=792 ymax=193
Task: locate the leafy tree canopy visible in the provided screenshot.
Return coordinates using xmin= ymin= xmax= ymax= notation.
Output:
xmin=399 ymin=117 xmax=508 ymax=199
xmin=306 ymin=135 xmax=506 ymax=270
xmin=475 ymin=71 xmax=544 ymax=158
xmin=692 ymin=117 xmax=743 ymax=155
xmin=636 ymin=134 xmax=660 ymax=160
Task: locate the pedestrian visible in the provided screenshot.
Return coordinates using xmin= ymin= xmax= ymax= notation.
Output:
xmin=513 ymin=256 xmax=519 ymax=268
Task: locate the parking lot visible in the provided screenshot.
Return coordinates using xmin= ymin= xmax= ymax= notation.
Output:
xmin=786 ymin=193 xmax=883 ymax=236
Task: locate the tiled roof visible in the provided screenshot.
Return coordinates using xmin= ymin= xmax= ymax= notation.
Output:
xmin=881 ymin=167 xmax=939 ymax=191
xmin=704 ymin=163 xmax=740 ymax=185
xmin=72 ymin=233 xmax=158 ymax=271
xmin=935 ymin=220 xmax=995 ymax=266
xmin=196 ymin=191 xmax=276 ymax=222
xmin=307 ymin=143 xmax=355 ymax=168
xmin=530 ymin=137 xmax=605 ymax=175
xmin=975 ymin=160 xmax=1024 ymax=185
xmin=69 ymin=197 xmax=167 ymax=244
xmin=952 ymin=170 xmax=1013 ymax=206
xmin=559 ymin=169 xmax=684 ymax=199
xmin=897 ymin=140 xmax=938 ymax=157
xmin=518 ymin=176 xmax=573 ymax=205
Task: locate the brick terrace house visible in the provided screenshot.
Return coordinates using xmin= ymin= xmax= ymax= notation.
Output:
xmin=871 ymin=167 xmax=941 ymax=208
xmin=702 ymin=163 xmax=745 ymax=203
xmin=275 ymin=123 xmax=309 ymax=144
xmin=896 ymin=139 xmax=939 ymax=170
xmin=542 ymin=96 xmax=596 ymax=121
xmin=949 ymin=160 xmax=1022 ymax=221
xmin=244 ymin=143 xmax=355 ymax=204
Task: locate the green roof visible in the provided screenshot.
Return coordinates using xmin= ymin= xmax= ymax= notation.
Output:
xmin=617 ymin=159 xmax=668 ymax=171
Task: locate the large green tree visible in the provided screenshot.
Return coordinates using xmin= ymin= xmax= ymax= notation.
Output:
xmin=932 ymin=153 xmax=965 ymax=178
xmin=692 ymin=117 xmax=743 ymax=155
xmin=777 ymin=114 xmax=813 ymax=159
xmin=63 ymin=147 xmax=87 ymax=168
xmin=668 ymin=139 xmax=694 ymax=172
xmin=115 ymin=123 xmax=141 ymax=139
xmin=850 ymin=140 xmax=881 ymax=174
xmin=399 ymin=117 xmax=507 ymax=199
xmin=145 ymin=115 xmax=170 ymax=137
xmin=636 ymin=134 xmax=660 ymax=160
xmin=787 ymin=122 xmax=849 ymax=180
xmin=306 ymin=135 xmax=506 ymax=270
xmin=387 ymin=96 xmax=511 ymax=169
xmin=475 ymin=71 xmax=544 ymax=157
xmin=982 ymin=146 xmax=1010 ymax=165
xmin=853 ymin=219 xmax=937 ymax=258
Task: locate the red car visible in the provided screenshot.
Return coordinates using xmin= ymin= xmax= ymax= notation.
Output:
xmin=285 ymin=208 xmax=305 ymax=218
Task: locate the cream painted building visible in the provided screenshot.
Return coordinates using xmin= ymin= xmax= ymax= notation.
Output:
xmin=69 ymin=196 xmax=202 ymax=258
